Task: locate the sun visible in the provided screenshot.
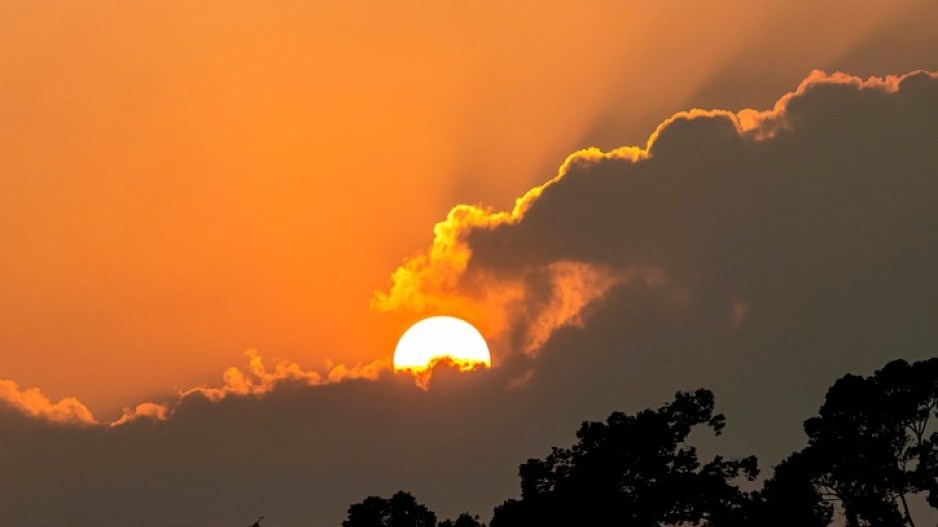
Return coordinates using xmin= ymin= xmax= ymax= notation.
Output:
xmin=393 ymin=316 xmax=491 ymax=376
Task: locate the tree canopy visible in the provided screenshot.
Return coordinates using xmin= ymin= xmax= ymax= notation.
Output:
xmin=340 ymin=357 xmax=937 ymax=527
xmin=798 ymin=358 xmax=937 ymax=526
xmin=490 ymin=389 xmax=757 ymax=527
xmin=342 ymin=493 xmax=484 ymax=527
xmin=343 ymin=491 xmax=438 ymax=527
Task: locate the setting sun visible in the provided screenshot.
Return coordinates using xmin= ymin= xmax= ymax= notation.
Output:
xmin=393 ymin=316 xmax=492 ymax=374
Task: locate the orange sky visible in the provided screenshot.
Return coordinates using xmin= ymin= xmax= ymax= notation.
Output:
xmin=1 ymin=0 xmax=934 ymax=417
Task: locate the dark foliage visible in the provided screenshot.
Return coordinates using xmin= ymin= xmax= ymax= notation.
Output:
xmin=342 ymin=493 xmax=486 ymax=527
xmin=490 ymin=389 xmax=757 ymax=527
xmin=343 ymin=491 xmax=437 ymax=527
xmin=735 ymin=450 xmax=834 ymax=527
xmin=340 ymin=358 xmax=938 ymax=527
xmin=437 ymin=513 xmax=486 ymax=527
xmin=798 ymin=358 xmax=938 ymax=527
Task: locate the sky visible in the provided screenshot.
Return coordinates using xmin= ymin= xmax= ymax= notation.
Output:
xmin=2 ymin=1 xmax=938 ymax=526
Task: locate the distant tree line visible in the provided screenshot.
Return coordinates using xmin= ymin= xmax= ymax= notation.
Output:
xmin=340 ymin=358 xmax=937 ymax=527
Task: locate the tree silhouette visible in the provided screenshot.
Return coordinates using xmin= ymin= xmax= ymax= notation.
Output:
xmin=798 ymin=358 xmax=938 ymax=527
xmin=490 ymin=389 xmax=758 ymax=527
xmin=729 ymin=450 xmax=834 ymax=527
xmin=339 ymin=358 xmax=937 ymax=527
xmin=343 ymin=491 xmax=438 ymax=527
xmin=437 ymin=513 xmax=486 ymax=527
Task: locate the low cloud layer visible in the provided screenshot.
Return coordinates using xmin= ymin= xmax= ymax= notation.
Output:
xmin=0 ymin=351 xmax=389 ymax=427
xmin=3 ymin=70 xmax=938 ymax=526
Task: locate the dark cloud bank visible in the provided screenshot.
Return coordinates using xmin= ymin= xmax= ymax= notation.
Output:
xmin=3 ymin=71 xmax=938 ymax=526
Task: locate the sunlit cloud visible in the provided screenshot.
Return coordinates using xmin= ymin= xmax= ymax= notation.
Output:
xmin=325 ymin=357 xmax=392 ymax=384
xmin=0 ymin=380 xmax=97 ymax=425
xmin=398 ymin=356 xmax=491 ymax=390
xmin=370 ymin=149 xmax=647 ymax=357
xmin=109 ymin=402 xmax=170 ymax=427
xmin=1 ymin=350 xmax=391 ymax=427
xmin=372 ymin=70 xmax=938 ymax=366
xmin=178 ymin=350 xmax=391 ymax=414
xmin=181 ymin=349 xmax=325 ymax=402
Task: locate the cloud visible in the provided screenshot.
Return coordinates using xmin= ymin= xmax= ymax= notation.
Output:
xmin=175 ymin=351 xmax=390 ymax=407
xmin=0 ymin=380 xmax=96 ymax=425
xmin=325 ymin=357 xmax=393 ymax=383
xmin=371 ymin=147 xmax=648 ymax=357
xmin=1 ymin=350 xmax=390 ymax=427
xmin=109 ymin=402 xmax=169 ymax=427
xmin=180 ymin=349 xmax=328 ymax=402
xmin=0 ymin=371 xmax=536 ymax=527
xmin=374 ymin=70 xmax=938 ymax=366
